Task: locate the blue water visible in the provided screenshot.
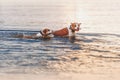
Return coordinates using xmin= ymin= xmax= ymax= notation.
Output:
xmin=0 ymin=4 xmax=81 ymax=73
xmin=0 ymin=3 xmax=120 ymax=73
xmin=0 ymin=29 xmax=80 ymax=73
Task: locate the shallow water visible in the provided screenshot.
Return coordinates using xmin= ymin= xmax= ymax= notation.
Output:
xmin=0 ymin=3 xmax=82 ymax=73
xmin=0 ymin=29 xmax=80 ymax=73
xmin=0 ymin=0 xmax=120 ymax=74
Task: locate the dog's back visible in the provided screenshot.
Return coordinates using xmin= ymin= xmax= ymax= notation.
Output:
xmin=53 ymin=27 xmax=69 ymax=36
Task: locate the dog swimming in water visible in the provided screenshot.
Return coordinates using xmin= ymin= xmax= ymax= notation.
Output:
xmin=14 ymin=22 xmax=81 ymax=42
xmin=52 ymin=22 xmax=81 ymax=42
xmin=14 ymin=28 xmax=53 ymax=39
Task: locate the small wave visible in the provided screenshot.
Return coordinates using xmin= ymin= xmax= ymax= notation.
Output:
xmin=0 ymin=30 xmax=80 ymax=72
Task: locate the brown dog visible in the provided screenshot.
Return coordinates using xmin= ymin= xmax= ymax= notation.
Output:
xmin=52 ymin=23 xmax=81 ymax=37
xmin=14 ymin=28 xmax=53 ymax=39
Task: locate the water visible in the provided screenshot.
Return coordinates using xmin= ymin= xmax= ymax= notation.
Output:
xmin=0 ymin=1 xmax=120 ymax=33
xmin=0 ymin=0 xmax=120 ymax=73
xmin=0 ymin=2 xmax=81 ymax=73
xmin=0 ymin=29 xmax=80 ymax=73
xmin=0 ymin=5 xmax=75 ymax=30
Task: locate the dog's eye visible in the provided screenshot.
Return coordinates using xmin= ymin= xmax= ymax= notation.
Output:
xmin=76 ymin=24 xmax=78 ymax=27
xmin=75 ymin=25 xmax=76 ymax=27
xmin=75 ymin=25 xmax=77 ymax=27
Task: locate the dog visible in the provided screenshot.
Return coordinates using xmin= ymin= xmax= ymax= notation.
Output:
xmin=14 ymin=28 xmax=53 ymax=39
xmin=52 ymin=23 xmax=81 ymax=37
xmin=52 ymin=23 xmax=81 ymax=43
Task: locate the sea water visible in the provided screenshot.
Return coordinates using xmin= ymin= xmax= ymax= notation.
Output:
xmin=0 ymin=4 xmax=80 ymax=73
xmin=0 ymin=0 xmax=120 ymax=73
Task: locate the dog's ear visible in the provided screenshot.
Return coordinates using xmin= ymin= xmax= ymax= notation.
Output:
xmin=78 ymin=23 xmax=82 ymax=27
xmin=78 ymin=23 xmax=82 ymax=25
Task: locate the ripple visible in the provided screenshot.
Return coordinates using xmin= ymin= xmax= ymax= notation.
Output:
xmin=0 ymin=30 xmax=80 ymax=69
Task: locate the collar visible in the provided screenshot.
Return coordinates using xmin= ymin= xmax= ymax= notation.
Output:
xmin=39 ymin=30 xmax=44 ymax=36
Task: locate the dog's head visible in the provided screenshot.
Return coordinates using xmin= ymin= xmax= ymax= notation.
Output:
xmin=70 ymin=23 xmax=81 ymax=32
xmin=41 ymin=28 xmax=53 ymax=38
xmin=43 ymin=28 xmax=51 ymax=34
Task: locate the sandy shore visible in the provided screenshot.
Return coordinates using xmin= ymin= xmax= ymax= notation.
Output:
xmin=0 ymin=72 xmax=120 ymax=80
xmin=0 ymin=33 xmax=120 ymax=80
